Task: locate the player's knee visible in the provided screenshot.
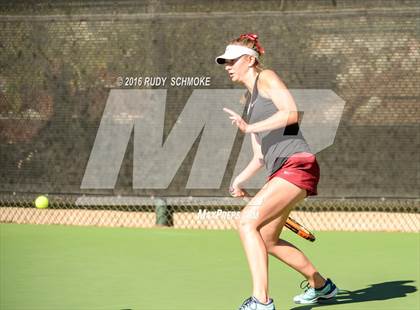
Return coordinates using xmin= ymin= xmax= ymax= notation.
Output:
xmin=237 ymin=217 xmax=257 ymax=235
xmin=236 ymin=204 xmax=261 ymax=235
xmin=264 ymin=239 xmax=278 ymax=254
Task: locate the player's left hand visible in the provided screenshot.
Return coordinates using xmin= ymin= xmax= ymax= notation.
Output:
xmin=229 ymin=186 xmax=246 ymax=198
xmin=223 ymin=108 xmax=249 ymax=133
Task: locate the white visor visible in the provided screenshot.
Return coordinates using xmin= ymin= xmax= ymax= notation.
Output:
xmin=215 ymin=45 xmax=259 ymax=64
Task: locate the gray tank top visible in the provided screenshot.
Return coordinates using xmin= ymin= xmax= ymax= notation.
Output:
xmin=245 ymin=73 xmax=311 ymax=175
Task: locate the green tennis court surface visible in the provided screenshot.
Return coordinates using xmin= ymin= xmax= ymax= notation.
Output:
xmin=1 ymin=224 xmax=418 ymax=310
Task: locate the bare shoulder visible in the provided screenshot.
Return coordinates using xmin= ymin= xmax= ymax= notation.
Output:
xmin=257 ymin=69 xmax=287 ymax=97
xmin=259 ymin=69 xmax=279 ymax=80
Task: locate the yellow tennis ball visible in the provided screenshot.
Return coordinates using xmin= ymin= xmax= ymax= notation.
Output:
xmin=35 ymin=195 xmax=49 ymax=209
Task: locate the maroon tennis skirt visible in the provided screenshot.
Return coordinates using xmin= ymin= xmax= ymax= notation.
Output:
xmin=267 ymin=152 xmax=320 ymax=196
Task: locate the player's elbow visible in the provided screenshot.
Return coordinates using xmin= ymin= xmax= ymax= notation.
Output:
xmin=287 ymin=111 xmax=299 ymax=125
xmin=253 ymin=156 xmax=264 ymax=167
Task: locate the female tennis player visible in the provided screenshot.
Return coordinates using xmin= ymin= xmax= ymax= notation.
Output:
xmin=216 ymin=33 xmax=338 ymax=310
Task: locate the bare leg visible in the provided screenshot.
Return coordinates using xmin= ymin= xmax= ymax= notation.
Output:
xmin=270 ymin=238 xmax=326 ymax=288
xmin=260 ymin=205 xmax=326 ymax=289
xmin=238 ymin=217 xmax=269 ymax=303
xmin=237 ymin=177 xmax=307 ymax=303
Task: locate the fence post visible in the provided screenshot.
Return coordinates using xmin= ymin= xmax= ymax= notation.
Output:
xmin=155 ymin=197 xmax=173 ymax=226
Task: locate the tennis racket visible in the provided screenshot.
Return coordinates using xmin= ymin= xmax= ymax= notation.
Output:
xmin=234 ymin=189 xmax=316 ymax=242
xmin=284 ymin=216 xmax=315 ymax=242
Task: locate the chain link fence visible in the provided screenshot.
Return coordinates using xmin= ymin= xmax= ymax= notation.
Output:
xmin=1 ymin=193 xmax=418 ymax=232
xmin=1 ymin=2 xmax=419 ymax=234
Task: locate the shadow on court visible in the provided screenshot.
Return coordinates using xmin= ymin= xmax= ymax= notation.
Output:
xmin=290 ymin=280 xmax=417 ymax=310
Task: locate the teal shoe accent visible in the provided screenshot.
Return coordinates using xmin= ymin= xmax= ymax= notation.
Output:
xmin=293 ymin=278 xmax=338 ymax=304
